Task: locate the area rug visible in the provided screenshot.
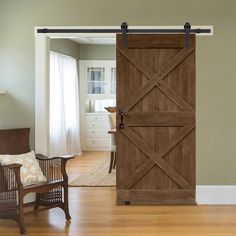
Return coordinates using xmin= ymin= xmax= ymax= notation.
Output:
xmin=69 ymin=156 xmax=116 ymax=187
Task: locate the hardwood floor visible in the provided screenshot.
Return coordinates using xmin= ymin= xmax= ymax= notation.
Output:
xmin=0 ymin=152 xmax=236 ymax=235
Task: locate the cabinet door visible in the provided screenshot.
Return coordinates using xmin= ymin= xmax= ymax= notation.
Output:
xmin=87 ymin=67 xmax=106 ymax=95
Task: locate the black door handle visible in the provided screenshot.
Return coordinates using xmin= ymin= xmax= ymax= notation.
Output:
xmin=119 ymin=108 xmax=125 ymax=129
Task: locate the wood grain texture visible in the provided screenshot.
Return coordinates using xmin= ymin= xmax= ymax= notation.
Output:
xmin=120 ymin=34 xmax=195 ymax=49
xmin=1 ymin=187 xmax=236 ymax=236
xmin=117 ymin=189 xmax=195 ymax=205
xmin=0 ymin=128 xmax=30 ymax=154
xmin=116 ymin=34 xmax=196 ymax=205
xmin=126 ymin=112 xmax=195 ymax=126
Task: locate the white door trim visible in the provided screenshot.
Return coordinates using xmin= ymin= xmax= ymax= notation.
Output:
xmin=34 ymin=25 xmax=213 ymax=155
xmin=35 ymin=34 xmax=50 ymax=155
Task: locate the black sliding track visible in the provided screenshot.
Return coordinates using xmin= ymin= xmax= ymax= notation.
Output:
xmin=37 ymin=22 xmax=211 ymax=48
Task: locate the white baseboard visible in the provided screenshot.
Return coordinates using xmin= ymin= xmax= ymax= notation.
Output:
xmin=197 ymin=185 xmax=236 ymax=205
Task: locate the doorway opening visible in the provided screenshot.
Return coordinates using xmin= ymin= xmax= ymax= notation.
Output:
xmin=44 ymin=33 xmax=117 ymax=187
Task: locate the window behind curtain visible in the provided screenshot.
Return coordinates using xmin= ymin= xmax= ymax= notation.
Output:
xmin=49 ymin=51 xmax=81 ymax=157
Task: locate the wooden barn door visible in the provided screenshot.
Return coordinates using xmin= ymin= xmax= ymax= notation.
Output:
xmin=116 ymin=34 xmax=196 ymax=205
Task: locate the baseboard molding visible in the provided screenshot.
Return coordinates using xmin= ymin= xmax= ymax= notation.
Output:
xmin=196 ymin=185 xmax=236 ymax=205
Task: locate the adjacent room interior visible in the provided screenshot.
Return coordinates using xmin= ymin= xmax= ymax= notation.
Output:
xmin=49 ymin=36 xmax=117 ymax=187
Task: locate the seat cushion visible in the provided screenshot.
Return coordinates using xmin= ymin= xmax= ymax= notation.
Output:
xmin=0 ymin=151 xmax=46 ymax=186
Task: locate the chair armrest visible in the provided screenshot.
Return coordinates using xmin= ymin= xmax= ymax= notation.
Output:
xmin=36 ymin=154 xmax=74 ymax=161
xmin=0 ymin=164 xmax=23 ymax=191
xmin=1 ymin=163 xmax=22 ymax=169
xmin=36 ymin=154 xmax=74 ymax=182
xmin=35 ymin=154 xmax=49 ymax=160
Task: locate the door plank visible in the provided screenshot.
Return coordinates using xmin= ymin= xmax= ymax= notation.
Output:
xmin=117 ymin=189 xmax=196 ymax=205
xmin=120 ymin=160 xmax=155 ymax=189
xmin=126 ymin=112 xmax=195 ymax=127
xmin=116 ymin=34 xmax=196 ymax=49
xmin=157 ymin=80 xmax=194 ymax=111
xmin=154 ymin=124 xmax=195 ymax=163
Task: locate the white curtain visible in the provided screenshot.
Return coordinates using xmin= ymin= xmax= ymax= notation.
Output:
xmin=49 ymin=51 xmax=81 ymax=157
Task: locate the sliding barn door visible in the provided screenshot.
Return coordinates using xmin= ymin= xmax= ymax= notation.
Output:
xmin=116 ymin=34 xmax=196 ymax=205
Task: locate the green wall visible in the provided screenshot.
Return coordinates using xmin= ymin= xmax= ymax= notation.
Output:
xmin=50 ymin=39 xmax=116 ymax=60
xmin=0 ymin=0 xmax=236 ymax=185
xmin=50 ymin=39 xmax=80 ymax=60
xmin=80 ymin=44 xmax=115 ymax=60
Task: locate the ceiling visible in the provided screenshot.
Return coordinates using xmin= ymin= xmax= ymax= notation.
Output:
xmin=71 ymin=35 xmax=116 ymax=45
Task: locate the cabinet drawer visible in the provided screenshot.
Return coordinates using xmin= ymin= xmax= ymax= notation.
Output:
xmin=85 ymin=115 xmax=108 ymax=123
xmin=85 ymin=129 xmax=109 ymax=138
xmin=85 ymin=138 xmax=110 ymax=148
xmin=86 ymin=122 xmax=109 ymax=129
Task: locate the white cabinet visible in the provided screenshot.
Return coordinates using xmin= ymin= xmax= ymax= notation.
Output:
xmin=81 ymin=113 xmax=110 ymax=151
xmin=79 ymin=60 xmax=116 ymax=151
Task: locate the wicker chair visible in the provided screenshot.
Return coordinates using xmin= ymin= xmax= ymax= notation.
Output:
xmin=0 ymin=128 xmax=73 ymax=234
